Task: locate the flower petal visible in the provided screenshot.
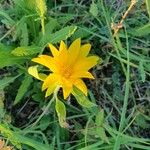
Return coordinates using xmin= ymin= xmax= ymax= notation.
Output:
xmin=73 ymin=79 xmax=88 ymax=96
xmin=61 ymin=78 xmax=73 ymax=99
xmin=57 ymin=41 xmax=68 ymax=64
xmin=73 ymin=56 xmax=99 ymax=71
xmin=80 ymin=44 xmax=91 ymax=57
xmin=28 ymin=66 xmax=47 ymax=81
xmin=59 ymin=40 xmax=67 ymax=53
xmin=42 ymin=73 xmax=59 ymax=91
xmin=68 ymin=38 xmax=81 ymax=65
xmin=71 ymin=71 xmax=94 ymax=79
xmin=32 ymin=55 xmax=57 ymax=72
xmin=48 ymin=43 xmax=59 ymax=57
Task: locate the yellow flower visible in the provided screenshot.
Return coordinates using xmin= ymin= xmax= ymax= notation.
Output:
xmin=0 ymin=139 xmax=12 ymax=150
xmin=28 ymin=38 xmax=99 ymax=99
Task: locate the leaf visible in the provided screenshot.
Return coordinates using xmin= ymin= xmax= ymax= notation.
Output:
xmin=55 ymin=97 xmax=68 ymax=128
xmin=0 ymin=123 xmax=50 ymax=150
xmin=20 ymin=23 xmax=29 ymax=46
xmin=24 ymin=0 xmax=36 ymax=10
xmin=139 ymin=61 xmax=146 ymax=82
xmin=14 ymin=75 xmax=33 ymax=105
xmin=96 ymin=127 xmax=109 ymax=144
xmin=15 ymin=133 xmax=50 ymax=150
xmin=0 ymin=52 xmax=28 ymax=68
xmin=145 ymin=0 xmax=150 ymax=19
xmin=72 ymin=87 xmax=96 ymax=108
xmin=135 ymin=113 xmax=149 ymax=129
xmin=90 ymin=1 xmax=98 ymax=17
xmin=0 ymin=74 xmax=21 ymax=90
xmin=95 ymin=109 xmax=104 ymax=126
xmin=130 ymin=23 xmax=150 ymax=37
xmin=11 ymin=46 xmax=41 ymax=56
xmin=0 ymin=10 xmax=15 ymax=26
xmin=71 ymin=28 xmax=91 ymax=40
xmin=39 ymin=26 xmax=77 ymax=46
xmin=28 ymin=66 xmax=47 ymax=81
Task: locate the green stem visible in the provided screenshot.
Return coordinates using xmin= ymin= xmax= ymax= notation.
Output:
xmin=31 ymin=96 xmax=55 ymax=127
xmin=41 ymin=17 xmax=45 ymax=35
xmin=31 ymin=87 xmax=60 ymax=127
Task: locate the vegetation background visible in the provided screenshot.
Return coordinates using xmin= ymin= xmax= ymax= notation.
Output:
xmin=0 ymin=0 xmax=150 ymax=149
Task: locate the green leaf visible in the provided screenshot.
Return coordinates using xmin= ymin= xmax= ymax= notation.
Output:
xmin=0 ymin=74 xmax=21 ymax=90
xmin=0 ymin=44 xmax=28 ymax=68
xmin=24 ymin=0 xmax=36 ymax=10
xmin=139 ymin=61 xmax=146 ymax=82
xmin=15 ymin=133 xmax=50 ymax=150
xmin=95 ymin=109 xmax=104 ymax=126
xmin=0 ymin=123 xmax=50 ymax=150
xmin=0 ymin=10 xmax=15 ymax=26
xmin=96 ymin=127 xmax=109 ymax=144
xmin=90 ymin=1 xmax=98 ymax=17
xmin=135 ymin=113 xmax=149 ymax=129
xmin=55 ymin=97 xmax=68 ymax=128
xmin=146 ymin=0 xmax=150 ymax=19
xmin=0 ymin=51 xmax=28 ymax=68
xmin=72 ymin=87 xmax=96 ymax=108
xmin=20 ymin=23 xmax=29 ymax=46
xmin=95 ymin=109 xmax=109 ymax=143
xmin=11 ymin=46 xmax=41 ymax=56
xmin=130 ymin=23 xmax=150 ymax=37
xmin=14 ymin=75 xmax=33 ymax=105
xmin=39 ymin=26 xmax=77 ymax=46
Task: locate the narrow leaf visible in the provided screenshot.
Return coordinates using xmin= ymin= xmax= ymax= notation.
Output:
xmin=55 ymin=97 xmax=68 ymax=128
xmin=130 ymin=23 xmax=150 ymax=37
xmin=90 ymin=1 xmax=98 ymax=17
xmin=40 ymin=26 xmax=77 ymax=46
xmin=11 ymin=46 xmax=41 ymax=56
xmin=72 ymin=87 xmax=96 ymax=108
xmin=139 ymin=61 xmax=146 ymax=82
xmin=95 ymin=109 xmax=104 ymax=126
xmin=28 ymin=66 xmax=47 ymax=81
xmin=0 ymin=74 xmax=21 ymax=90
xmin=0 ymin=52 xmax=28 ymax=68
xmin=145 ymin=0 xmax=150 ymax=19
xmin=96 ymin=127 xmax=109 ymax=144
xmin=14 ymin=75 xmax=33 ymax=105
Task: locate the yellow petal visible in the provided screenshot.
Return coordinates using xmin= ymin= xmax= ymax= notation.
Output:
xmin=32 ymin=55 xmax=57 ymax=72
xmin=71 ymin=71 xmax=94 ymax=79
xmin=73 ymin=79 xmax=87 ymax=96
xmin=42 ymin=73 xmax=59 ymax=91
xmin=68 ymin=38 xmax=81 ymax=65
xmin=28 ymin=66 xmax=47 ymax=81
xmin=48 ymin=43 xmax=59 ymax=57
xmin=61 ymin=78 xmax=73 ymax=99
xmin=59 ymin=40 xmax=67 ymax=52
xmin=73 ymin=56 xmax=99 ymax=71
xmin=80 ymin=44 xmax=91 ymax=57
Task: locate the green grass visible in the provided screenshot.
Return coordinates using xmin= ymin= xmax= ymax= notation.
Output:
xmin=0 ymin=0 xmax=150 ymax=149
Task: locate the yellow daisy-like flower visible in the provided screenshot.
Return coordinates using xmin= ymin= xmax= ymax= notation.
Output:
xmin=28 ymin=38 xmax=99 ymax=99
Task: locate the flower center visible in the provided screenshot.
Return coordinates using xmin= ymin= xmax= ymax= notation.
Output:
xmin=61 ymin=65 xmax=72 ymax=78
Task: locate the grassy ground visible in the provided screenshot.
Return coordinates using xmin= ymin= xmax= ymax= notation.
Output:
xmin=0 ymin=0 xmax=150 ymax=150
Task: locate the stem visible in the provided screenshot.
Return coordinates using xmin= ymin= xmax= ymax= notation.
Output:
xmin=31 ymin=87 xmax=60 ymax=127
xmin=41 ymin=17 xmax=45 ymax=35
xmin=31 ymin=96 xmax=55 ymax=127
